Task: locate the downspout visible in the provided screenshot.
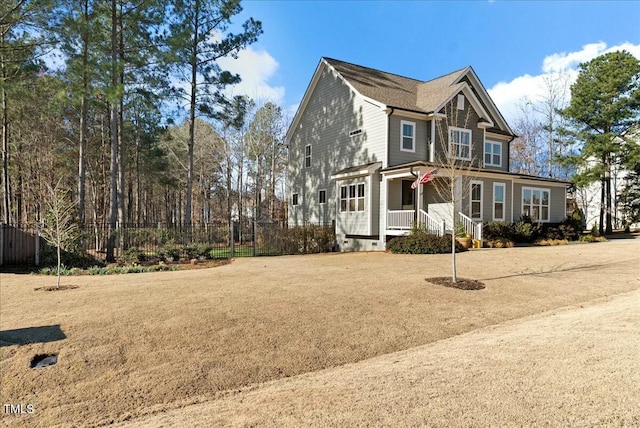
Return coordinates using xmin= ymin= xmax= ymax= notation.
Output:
xmin=382 ymin=107 xmax=394 ymax=247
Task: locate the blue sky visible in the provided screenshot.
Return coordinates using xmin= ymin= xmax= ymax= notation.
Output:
xmin=220 ymin=0 xmax=640 ymax=123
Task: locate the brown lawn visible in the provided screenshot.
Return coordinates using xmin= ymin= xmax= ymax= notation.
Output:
xmin=1 ymin=238 xmax=639 ymax=427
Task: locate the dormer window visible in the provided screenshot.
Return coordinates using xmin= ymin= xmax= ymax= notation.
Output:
xmin=400 ymin=120 xmax=415 ymax=152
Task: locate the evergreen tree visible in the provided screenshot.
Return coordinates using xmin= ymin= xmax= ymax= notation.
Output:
xmin=563 ymin=51 xmax=640 ymax=234
xmin=165 ymin=0 xmax=262 ymax=226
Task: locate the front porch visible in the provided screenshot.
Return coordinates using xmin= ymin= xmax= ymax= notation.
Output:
xmin=386 ymin=209 xmax=483 ymax=241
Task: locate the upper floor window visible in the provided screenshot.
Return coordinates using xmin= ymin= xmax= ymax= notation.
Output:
xmin=449 ymin=127 xmax=471 ymax=160
xmin=400 ymin=120 xmax=415 ymax=152
xmin=304 ymin=145 xmax=311 ymax=168
xmin=292 ymin=193 xmax=299 ymax=206
xmin=522 ymin=187 xmax=550 ymax=222
xmin=484 ymin=141 xmax=502 ymax=167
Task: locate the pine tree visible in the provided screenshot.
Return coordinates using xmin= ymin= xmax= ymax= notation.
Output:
xmin=563 ymin=51 xmax=640 ymax=234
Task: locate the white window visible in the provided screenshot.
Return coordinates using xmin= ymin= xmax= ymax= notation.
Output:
xmin=522 ymin=187 xmax=550 ymax=222
xmin=493 ymin=183 xmax=505 ymax=221
xmin=457 ymin=94 xmax=465 ymax=110
xmin=449 ymin=127 xmax=471 ymax=160
xmin=470 ymin=181 xmax=483 ymax=219
xmin=340 ymin=183 xmax=365 ymax=212
xmin=400 ymin=120 xmax=415 ymax=152
xmin=484 ymin=141 xmax=502 ymax=167
xmin=318 ymin=189 xmax=326 ymax=204
xmin=304 ymin=145 xmax=311 ymax=168
xmin=292 ymin=193 xmax=299 ymax=206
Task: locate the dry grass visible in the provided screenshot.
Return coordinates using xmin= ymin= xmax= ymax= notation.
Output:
xmin=1 ymin=238 xmax=639 ymax=427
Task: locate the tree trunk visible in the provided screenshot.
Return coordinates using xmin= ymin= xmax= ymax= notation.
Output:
xmin=77 ymin=0 xmax=90 ymax=224
xmin=185 ymin=0 xmax=200 ymax=228
xmin=107 ymin=0 xmax=119 ymax=262
xmin=1 ymin=36 xmax=10 ymax=225
xmin=605 ymin=154 xmax=613 ymax=234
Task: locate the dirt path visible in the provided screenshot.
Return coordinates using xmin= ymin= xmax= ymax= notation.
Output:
xmin=118 ymin=289 xmax=640 ymax=427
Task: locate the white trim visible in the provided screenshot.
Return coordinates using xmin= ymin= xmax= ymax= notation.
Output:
xmin=331 ymin=162 xmax=382 ymax=180
xmin=484 ymin=140 xmax=502 ymax=168
xmin=511 ymin=180 xmax=515 ymax=223
xmin=470 ymin=180 xmax=483 ymax=220
xmin=493 ymin=182 xmax=506 ymax=221
xmin=430 ymin=120 xmax=436 ymax=162
xmin=457 ymin=94 xmax=465 ymax=110
xmin=449 ymin=126 xmax=472 ymax=160
xmin=452 ymin=67 xmax=515 ymax=136
xmin=400 ymin=120 xmax=416 ymax=153
xmin=521 ymin=186 xmax=551 ymax=222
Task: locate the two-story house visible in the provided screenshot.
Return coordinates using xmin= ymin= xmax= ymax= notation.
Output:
xmin=287 ymin=57 xmax=570 ymax=251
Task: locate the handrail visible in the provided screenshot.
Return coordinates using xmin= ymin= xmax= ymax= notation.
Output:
xmin=387 ymin=210 xmax=414 ymax=230
xmin=457 ymin=212 xmax=482 ymax=241
xmin=419 ymin=209 xmax=445 ymax=236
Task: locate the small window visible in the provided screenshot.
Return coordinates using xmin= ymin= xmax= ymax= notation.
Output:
xmin=471 ymin=181 xmax=482 ymax=219
xmin=304 ymin=145 xmax=311 ymax=168
xmin=484 ymin=141 xmax=502 ymax=167
xmin=318 ymin=189 xmax=326 ymax=204
xmin=400 ymin=120 xmax=415 ymax=152
xmin=493 ymin=183 xmax=505 ymax=221
xmin=340 ymin=186 xmax=347 ymax=212
xmin=292 ymin=193 xmax=299 ymax=206
xmin=457 ymin=94 xmax=465 ymax=110
xmin=357 ymin=183 xmax=365 ymax=211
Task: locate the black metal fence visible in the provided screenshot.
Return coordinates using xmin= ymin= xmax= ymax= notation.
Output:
xmin=0 ymin=221 xmax=336 ymax=267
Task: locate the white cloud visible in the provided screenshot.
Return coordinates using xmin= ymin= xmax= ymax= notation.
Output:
xmin=218 ymin=47 xmax=285 ymax=105
xmin=489 ymin=41 xmax=640 ymax=125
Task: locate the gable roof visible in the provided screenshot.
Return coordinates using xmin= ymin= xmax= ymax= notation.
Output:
xmin=323 ymin=57 xmax=467 ymax=115
xmin=323 ymin=57 xmax=514 ymax=136
xmin=286 ymin=57 xmax=515 ymax=142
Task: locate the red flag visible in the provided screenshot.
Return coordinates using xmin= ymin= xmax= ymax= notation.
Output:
xmin=419 ymin=168 xmax=439 ymax=184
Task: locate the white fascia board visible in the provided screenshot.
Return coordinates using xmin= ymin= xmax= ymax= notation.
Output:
xmin=434 ymin=83 xmax=492 ymax=125
xmin=455 ymin=67 xmax=515 ymax=136
xmin=285 ymin=59 xmax=326 ymax=142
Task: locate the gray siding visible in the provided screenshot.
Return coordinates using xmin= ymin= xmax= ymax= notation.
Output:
xmin=288 ymin=65 xmax=386 ymax=229
xmin=388 ymin=115 xmax=430 ymax=166
xmin=459 ymin=178 xmax=513 ymax=222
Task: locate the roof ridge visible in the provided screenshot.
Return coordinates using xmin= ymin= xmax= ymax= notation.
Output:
xmin=323 ymin=57 xmax=425 ymax=83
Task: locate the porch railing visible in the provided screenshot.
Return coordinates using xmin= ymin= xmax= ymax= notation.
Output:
xmin=457 ymin=212 xmax=483 ymax=241
xmin=419 ymin=209 xmax=445 ymax=236
xmin=387 ymin=210 xmax=414 ymax=230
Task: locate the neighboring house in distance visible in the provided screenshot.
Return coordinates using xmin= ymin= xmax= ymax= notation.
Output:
xmin=286 ymin=57 xmax=570 ymax=251
xmin=576 ymin=128 xmax=640 ymax=231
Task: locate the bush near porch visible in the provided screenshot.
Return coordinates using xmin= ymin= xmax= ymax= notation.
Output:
xmin=388 ymin=226 xmax=467 ymax=254
xmin=483 ymin=215 xmax=583 ymax=246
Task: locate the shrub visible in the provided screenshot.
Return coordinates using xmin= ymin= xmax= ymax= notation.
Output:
xmin=579 ymin=234 xmax=607 ymax=243
xmin=388 ymin=231 xmax=466 ymax=254
xmin=513 ymin=216 xmax=542 ymax=243
xmin=483 ymin=222 xmax=514 ymax=241
xmin=484 ymin=238 xmax=515 ymax=248
xmin=158 ymin=243 xmax=181 ymax=261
